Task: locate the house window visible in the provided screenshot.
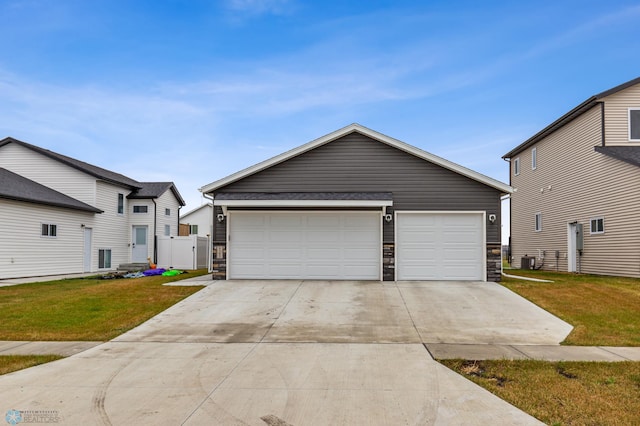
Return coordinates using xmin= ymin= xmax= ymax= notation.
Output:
xmin=41 ymin=223 xmax=57 ymax=237
xmin=164 ymin=225 xmax=170 ymax=236
xmin=117 ymin=193 xmax=124 ymax=214
xmin=98 ymin=249 xmax=112 ymax=269
xmin=165 ymin=208 xmax=170 ymax=216
xmin=133 ymin=205 xmax=148 ymax=213
xmin=514 ymin=157 xmax=520 ymax=176
xmin=531 ymin=147 xmax=537 ymax=170
xmin=534 ymin=213 xmax=542 ymax=232
xmin=629 ymin=109 xmax=640 ymax=141
xmin=590 ymin=217 xmax=604 ymax=234
xmin=190 ymin=225 xmax=198 ymax=235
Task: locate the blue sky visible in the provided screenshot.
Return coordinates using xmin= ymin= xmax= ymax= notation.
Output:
xmin=2 ymin=0 xmax=640 ymax=242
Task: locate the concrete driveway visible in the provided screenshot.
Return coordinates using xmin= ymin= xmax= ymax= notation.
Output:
xmin=0 ymin=280 xmax=570 ymax=425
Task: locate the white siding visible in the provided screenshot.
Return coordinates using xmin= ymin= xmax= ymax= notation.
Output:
xmin=511 ymin=105 xmax=640 ymax=277
xmin=180 ymin=204 xmax=213 ymax=237
xmin=155 ymin=190 xmax=181 ymax=237
xmin=602 ymin=83 xmax=640 ymax=146
xmin=0 ymin=199 xmax=95 ymax=279
xmin=93 ymin=181 xmax=130 ymax=269
xmin=0 ymin=143 xmax=97 ymax=205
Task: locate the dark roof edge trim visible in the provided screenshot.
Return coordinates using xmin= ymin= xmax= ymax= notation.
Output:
xmin=503 ymin=76 xmax=640 ymax=159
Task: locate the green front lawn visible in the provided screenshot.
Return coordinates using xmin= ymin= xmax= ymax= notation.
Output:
xmin=0 ymin=270 xmax=208 ymax=341
xmin=501 ymin=270 xmax=640 ymax=346
xmin=0 ymin=355 xmax=64 ymax=376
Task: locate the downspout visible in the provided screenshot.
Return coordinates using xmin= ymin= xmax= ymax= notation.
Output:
xmin=152 ymin=198 xmax=158 ymax=265
xmin=202 ymin=192 xmax=214 ymax=273
xmin=502 ymin=156 xmax=512 ymax=274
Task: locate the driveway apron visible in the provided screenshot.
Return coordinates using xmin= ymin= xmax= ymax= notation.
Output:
xmin=0 ymin=280 xmax=565 ymax=425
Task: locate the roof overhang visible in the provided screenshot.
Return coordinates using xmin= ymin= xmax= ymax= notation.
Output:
xmin=214 ymin=192 xmax=393 ymax=214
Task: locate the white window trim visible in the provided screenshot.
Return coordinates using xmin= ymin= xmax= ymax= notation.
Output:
xmin=164 ymin=224 xmax=171 ymax=236
xmin=629 ymin=108 xmax=640 ymax=141
xmin=98 ymin=248 xmax=112 ymax=269
xmin=534 ymin=212 xmax=542 ymax=232
xmin=117 ymin=193 xmax=124 ymax=215
xmin=165 ymin=208 xmax=171 ymax=216
xmin=133 ymin=205 xmax=148 ymax=214
xmin=41 ymin=223 xmax=57 ymax=238
xmin=590 ymin=217 xmax=605 ymax=234
xmin=514 ymin=157 xmax=520 ymax=176
xmin=531 ymin=147 xmax=537 ymax=170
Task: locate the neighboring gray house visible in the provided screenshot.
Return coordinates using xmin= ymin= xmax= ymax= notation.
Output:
xmin=503 ymin=76 xmax=640 ymax=277
xmin=200 ymin=124 xmax=511 ymax=281
xmin=0 ymin=137 xmax=185 ymax=279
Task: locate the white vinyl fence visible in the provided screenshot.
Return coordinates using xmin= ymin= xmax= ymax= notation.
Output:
xmin=157 ymin=235 xmax=209 ymax=270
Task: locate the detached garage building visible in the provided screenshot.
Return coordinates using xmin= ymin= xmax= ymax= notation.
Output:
xmin=200 ymin=124 xmax=511 ymax=282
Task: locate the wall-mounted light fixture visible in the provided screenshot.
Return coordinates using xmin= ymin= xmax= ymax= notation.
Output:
xmin=216 ymin=213 xmax=225 ymax=223
xmin=488 ymin=214 xmax=497 ymax=224
xmin=80 ymin=224 xmax=85 ymax=228
xmin=384 ymin=214 xmax=393 ymax=223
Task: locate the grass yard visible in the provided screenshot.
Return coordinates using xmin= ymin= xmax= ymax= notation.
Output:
xmin=437 ymin=270 xmax=640 ymax=425
xmin=442 ymin=359 xmax=640 ymax=426
xmin=0 ymin=270 xmax=208 ymax=341
xmin=0 ymin=355 xmax=64 ymax=376
xmin=501 ymin=270 xmax=640 ymax=346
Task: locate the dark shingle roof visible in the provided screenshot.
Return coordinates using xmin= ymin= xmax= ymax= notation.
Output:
xmin=216 ymin=192 xmax=393 ymax=201
xmin=503 ymin=76 xmax=640 ymax=159
xmin=128 ymin=182 xmax=186 ymax=206
xmin=0 ymin=168 xmax=103 ymax=213
xmin=0 ymin=137 xmax=141 ymax=189
xmin=594 ymin=146 xmax=640 ymax=167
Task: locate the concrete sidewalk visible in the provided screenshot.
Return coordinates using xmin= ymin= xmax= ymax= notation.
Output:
xmin=3 ymin=340 xmax=640 ymax=362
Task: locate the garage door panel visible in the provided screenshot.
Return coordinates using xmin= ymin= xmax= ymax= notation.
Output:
xmin=229 ymin=212 xmax=380 ymax=280
xmin=397 ymin=213 xmax=484 ymax=281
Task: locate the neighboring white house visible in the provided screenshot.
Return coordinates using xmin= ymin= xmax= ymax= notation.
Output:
xmin=0 ymin=137 xmax=185 ymax=279
xmin=179 ymin=203 xmax=212 ymax=238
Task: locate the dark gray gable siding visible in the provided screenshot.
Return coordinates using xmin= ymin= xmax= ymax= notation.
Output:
xmin=213 ymin=132 xmax=501 ymax=243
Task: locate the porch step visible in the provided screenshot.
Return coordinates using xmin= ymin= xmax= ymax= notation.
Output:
xmin=117 ymin=263 xmax=150 ymax=272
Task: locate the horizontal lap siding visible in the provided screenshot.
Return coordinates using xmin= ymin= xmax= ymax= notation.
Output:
xmin=511 ymin=105 xmax=640 ymax=276
xmin=0 ymin=199 xmax=95 ymax=279
xmin=94 ymin=181 xmax=130 ymax=270
xmin=0 ymin=143 xmax=97 ymax=206
xmin=603 ymin=84 xmax=640 ymax=146
xmin=214 ymin=133 xmax=501 ymax=243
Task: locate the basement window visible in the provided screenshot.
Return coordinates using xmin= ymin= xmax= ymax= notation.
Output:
xmin=41 ymin=223 xmax=57 ymax=237
xmin=590 ymin=217 xmax=604 ymax=234
xmin=98 ymin=249 xmax=112 ymax=269
xmin=630 ymin=109 xmax=640 ymax=141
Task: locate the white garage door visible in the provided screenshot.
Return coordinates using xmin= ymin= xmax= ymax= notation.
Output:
xmin=228 ymin=211 xmax=381 ymax=280
xmin=396 ymin=212 xmax=485 ymax=281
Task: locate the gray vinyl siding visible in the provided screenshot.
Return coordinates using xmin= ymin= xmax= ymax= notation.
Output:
xmin=510 ymin=104 xmax=640 ymax=277
xmin=213 ymin=132 xmax=501 ymax=243
xmin=602 ymin=83 xmax=640 ymax=145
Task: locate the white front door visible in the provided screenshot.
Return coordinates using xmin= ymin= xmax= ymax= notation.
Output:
xmin=132 ymin=226 xmax=148 ymax=263
xmin=83 ymin=228 xmax=92 ymax=272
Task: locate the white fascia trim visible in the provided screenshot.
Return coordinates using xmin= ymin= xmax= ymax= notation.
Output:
xmin=214 ymin=199 xmax=393 ymax=208
xmin=199 ymin=123 xmax=513 ymax=195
